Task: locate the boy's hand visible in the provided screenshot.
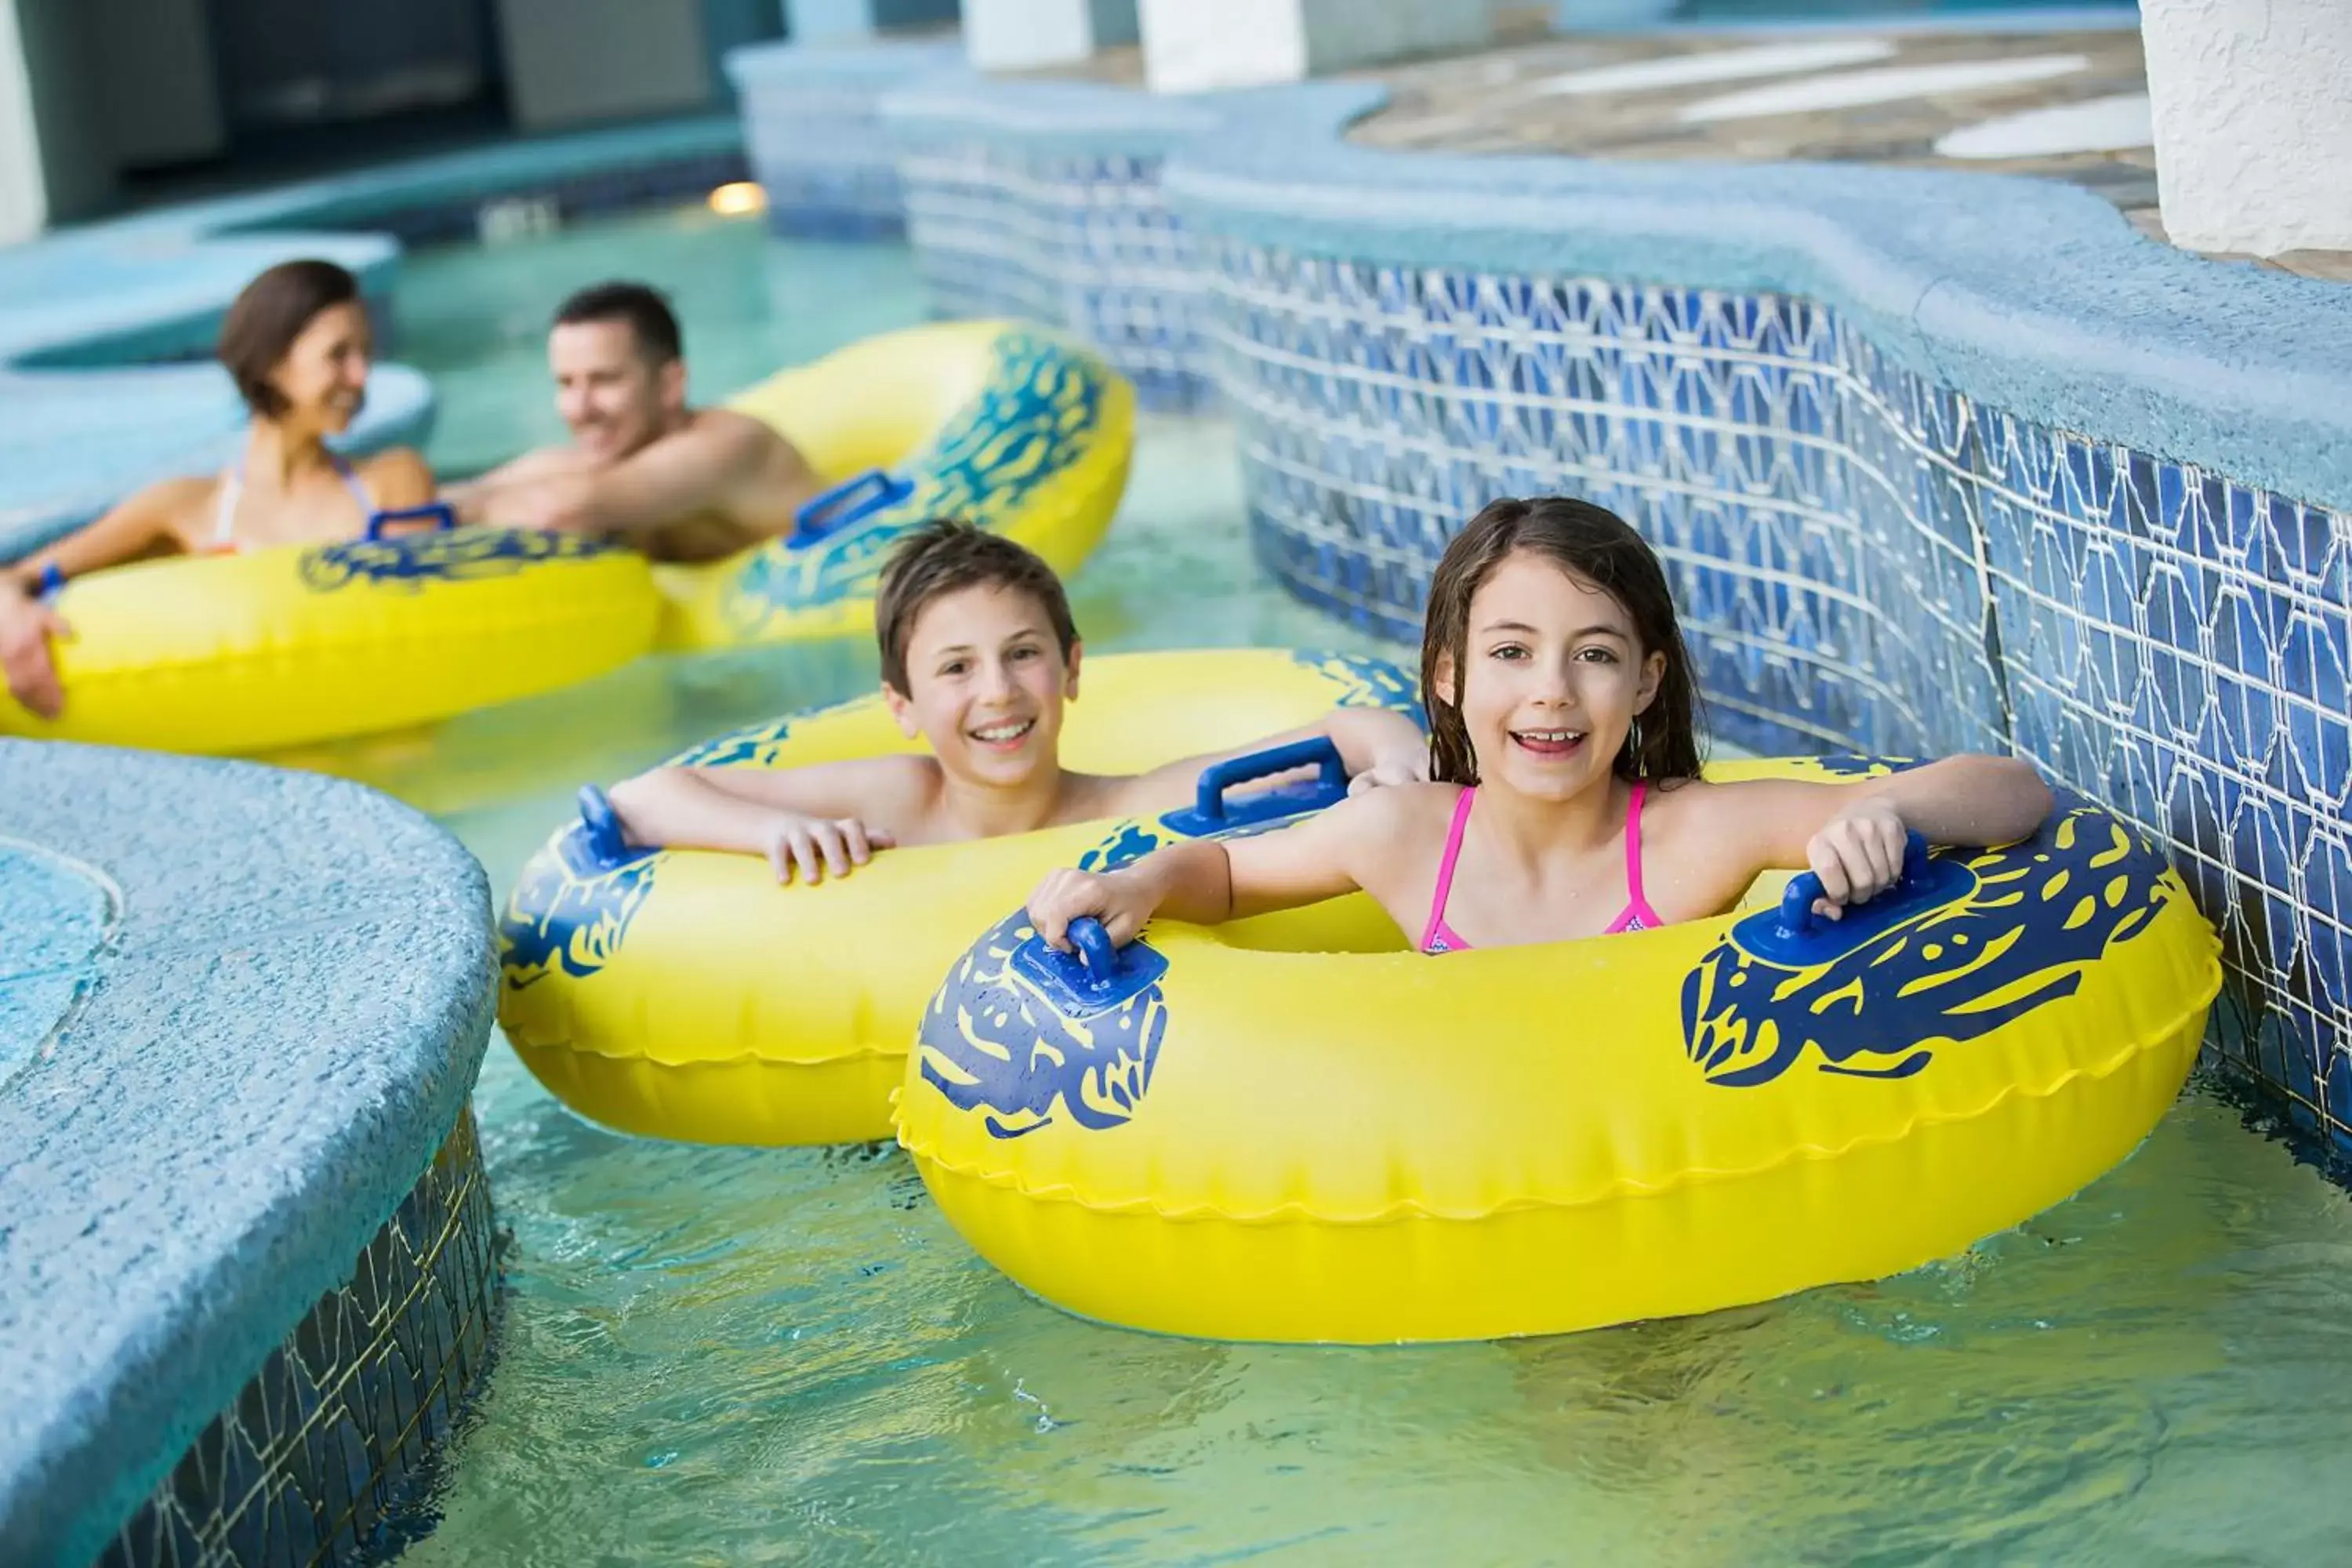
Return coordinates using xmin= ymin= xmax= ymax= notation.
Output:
xmin=1028 ymin=866 xmax=1159 ymax=952
xmin=1332 ymin=709 xmax=1432 ymax=796
xmin=758 ymin=810 xmax=894 ymax=885
xmin=1348 ymin=746 xmax=1430 ymax=796
xmin=1803 ymin=797 xmax=1908 ymax=920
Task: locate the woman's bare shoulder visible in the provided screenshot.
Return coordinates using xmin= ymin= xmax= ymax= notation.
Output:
xmin=358 ymin=446 xmax=436 ymax=506
xmin=114 ymin=474 xmax=219 ymax=539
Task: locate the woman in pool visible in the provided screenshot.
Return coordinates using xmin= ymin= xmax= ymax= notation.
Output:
xmin=0 ymin=259 xmax=434 ymax=718
xmin=1027 ymin=495 xmax=2054 ymax=953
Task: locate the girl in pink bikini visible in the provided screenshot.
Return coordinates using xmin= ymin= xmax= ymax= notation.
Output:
xmin=1027 ymin=495 xmax=2054 ymax=955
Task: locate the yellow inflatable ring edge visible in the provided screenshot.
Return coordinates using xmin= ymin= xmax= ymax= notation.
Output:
xmin=897 ymin=760 xmax=2223 ymax=1342
xmin=652 ymin=320 xmax=1136 ymax=650
xmin=495 ymin=648 xmax=1424 ymax=1146
xmin=4 ymin=528 xmax=658 ymax=754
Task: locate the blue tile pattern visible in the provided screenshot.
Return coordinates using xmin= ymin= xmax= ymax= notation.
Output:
xmin=899 ymin=143 xmax=1212 ymax=410
xmin=726 ymin=38 xmax=967 ymax=239
xmin=100 ymin=1112 xmax=497 ymax=1568
xmin=0 ymin=739 xmax=495 ymax=1566
xmin=742 ymin=80 xmax=917 ymax=240
xmin=1203 ymin=241 xmax=2352 ymax=1148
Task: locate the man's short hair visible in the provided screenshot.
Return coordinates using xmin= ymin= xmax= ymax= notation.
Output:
xmin=874 ymin=519 xmax=1079 ymax=693
xmin=552 ymin=281 xmax=683 ymax=365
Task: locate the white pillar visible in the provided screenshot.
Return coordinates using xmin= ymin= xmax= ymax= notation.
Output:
xmin=964 ymin=0 xmax=1136 ymax=73
xmin=1138 ymin=0 xmax=1492 ymax=94
xmin=2142 ymin=0 xmax=2352 ymax=256
xmin=0 ymin=0 xmax=45 ymax=243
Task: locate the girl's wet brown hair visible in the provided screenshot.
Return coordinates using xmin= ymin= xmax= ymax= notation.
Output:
xmin=1420 ymin=495 xmax=1704 ymax=787
xmin=217 ymin=259 xmax=363 ymax=419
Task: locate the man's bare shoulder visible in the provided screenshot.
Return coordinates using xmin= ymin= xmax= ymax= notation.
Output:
xmin=681 ymin=407 xmax=793 ymax=462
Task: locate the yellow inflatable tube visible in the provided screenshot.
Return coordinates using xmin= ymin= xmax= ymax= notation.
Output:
xmin=496 ymin=648 xmax=1421 ymax=1146
xmin=1 ymin=520 xmax=657 ymax=755
xmin=652 ymin=320 xmax=1134 ymax=650
xmin=898 ymin=758 xmax=2223 ymax=1344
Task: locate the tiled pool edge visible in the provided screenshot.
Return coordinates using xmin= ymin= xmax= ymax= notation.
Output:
xmin=728 ymin=36 xmax=968 ymax=241
xmin=0 ymin=742 xmax=499 ymax=1566
xmin=883 ymin=77 xmax=1230 ymax=411
xmin=100 ymin=1111 xmax=498 ymax=1568
xmin=880 ymin=69 xmax=2352 ymax=1156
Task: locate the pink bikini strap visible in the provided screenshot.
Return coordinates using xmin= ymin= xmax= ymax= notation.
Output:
xmin=1623 ymin=781 xmax=1648 ymax=909
xmin=1603 ymin=780 xmax=1668 ymax=935
xmin=1419 ymin=787 xmax=1476 ymax=953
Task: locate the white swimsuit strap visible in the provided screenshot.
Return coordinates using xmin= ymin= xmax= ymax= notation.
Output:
xmin=212 ymin=463 xmax=243 ymax=549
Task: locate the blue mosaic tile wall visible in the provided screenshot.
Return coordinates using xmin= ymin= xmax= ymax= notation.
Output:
xmin=726 ymin=38 xmax=965 ymax=240
xmin=100 ymin=1112 xmax=498 ymax=1567
xmin=740 ymin=81 xmax=913 ymax=240
xmin=1203 ymin=239 xmax=2352 ymax=1148
xmin=898 ymin=143 xmax=1212 ymax=410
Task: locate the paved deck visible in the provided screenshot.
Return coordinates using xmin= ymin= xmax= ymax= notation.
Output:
xmin=1025 ymin=9 xmax=2343 ymax=287
xmin=1352 ymin=13 xmax=2349 ymax=285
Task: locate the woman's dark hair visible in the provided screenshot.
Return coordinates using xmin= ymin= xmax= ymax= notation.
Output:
xmin=1420 ymin=495 xmax=1704 ymax=787
xmin=217 ymin=259 xmax=363 ymax=418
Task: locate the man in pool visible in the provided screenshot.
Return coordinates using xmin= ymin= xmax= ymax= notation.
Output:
xmin=445 ymin=280 xmax=820 ymax=563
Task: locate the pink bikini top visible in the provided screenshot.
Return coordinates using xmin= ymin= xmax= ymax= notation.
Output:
xmin=1419 ymin=782 xmax=1663 ymax=955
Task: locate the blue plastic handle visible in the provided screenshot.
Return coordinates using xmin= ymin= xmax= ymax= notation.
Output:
xmin=1011 ymin=913 xmax=1171 ymax=1019
xmin=575 ymin=784 xmax=633 ymax=871
xmin=1192 ymin=737 xmax=1348 ymax=824
xmin=36 ymin=563 xmax=64 ymax=601
xmin=1777 ymin=831 xmax=1932 ymax=938
xmin=788 ymin=468 xmax=913 ymax=549
xmin=364 ymin=503 xmax=458 ymax=542
xmin=1065 ymin=916 xmax=1120 ymax=979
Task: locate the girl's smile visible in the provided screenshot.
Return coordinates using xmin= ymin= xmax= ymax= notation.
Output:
xmin=1508 ymin=727 xmax=1584 ymax=757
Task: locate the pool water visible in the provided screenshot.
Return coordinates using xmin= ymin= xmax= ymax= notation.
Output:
xmin=314 ymin=206 xmax=2352 ymax=1566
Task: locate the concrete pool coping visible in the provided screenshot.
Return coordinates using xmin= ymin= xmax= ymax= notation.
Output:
xmin=0 ymin=114 xmax=746 ymax=564
xmin=875 ymin=66 xmax=2352 ymax=514
xmin=0 ymin=741 xmax=495 ymax=1565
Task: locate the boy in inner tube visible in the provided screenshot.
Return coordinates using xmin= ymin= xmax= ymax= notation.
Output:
xmin=603 ymin=519 xmax=1430 ymax=883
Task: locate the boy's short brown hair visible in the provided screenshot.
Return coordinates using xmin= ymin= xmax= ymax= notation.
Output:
xmin=874 ymin=518 xmax=1079 ymax=692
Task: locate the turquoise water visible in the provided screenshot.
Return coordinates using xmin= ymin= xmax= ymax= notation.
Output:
xmin=314 ymin=205 xmax=2352 ymax=1565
